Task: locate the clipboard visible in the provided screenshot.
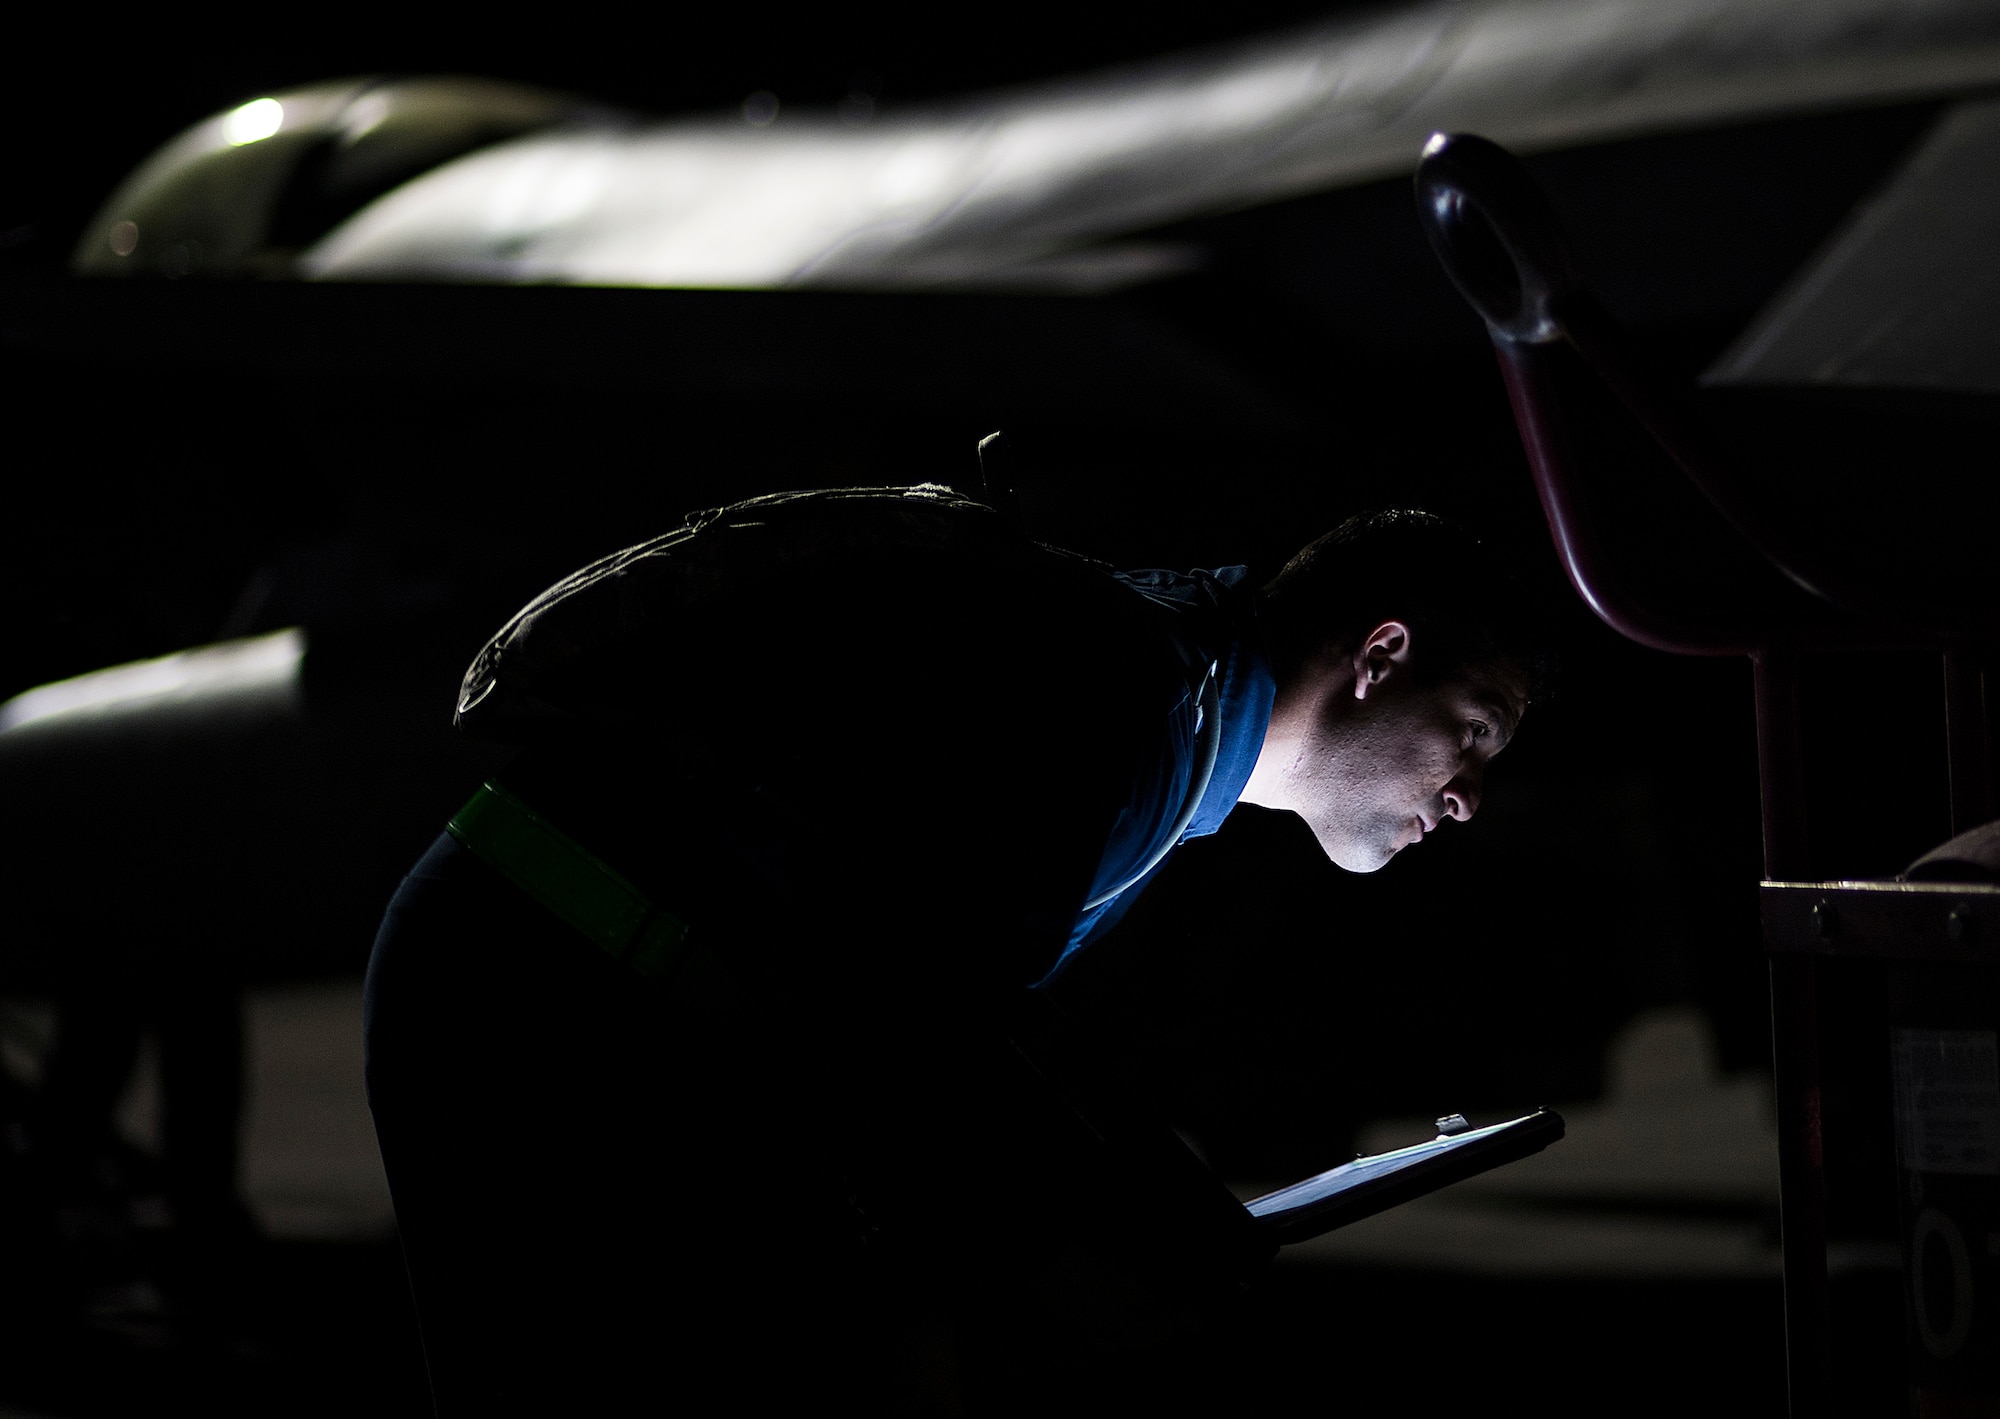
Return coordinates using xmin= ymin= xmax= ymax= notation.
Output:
xmin=1244 ymin=1108 xmax=1565 ymax=1245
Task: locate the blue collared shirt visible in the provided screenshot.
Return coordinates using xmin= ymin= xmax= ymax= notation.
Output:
xmin=1041 ymin=565 xmax=1276 ymax=982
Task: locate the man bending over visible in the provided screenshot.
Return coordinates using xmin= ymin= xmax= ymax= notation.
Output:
xmin=362 ymin=486 xmax=1545 ymax=1415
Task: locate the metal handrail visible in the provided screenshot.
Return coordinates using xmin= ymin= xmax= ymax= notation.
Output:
xmin=1413 ymin=130 xmax=2000 ymax=647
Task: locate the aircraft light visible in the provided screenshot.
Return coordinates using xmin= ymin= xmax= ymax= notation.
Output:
xmin=223 ymin=98 xmax=285 ymax=147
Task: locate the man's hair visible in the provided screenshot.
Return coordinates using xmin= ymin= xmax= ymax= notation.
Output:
xmin=1257 ymin=508 xmax=1556 ymax=701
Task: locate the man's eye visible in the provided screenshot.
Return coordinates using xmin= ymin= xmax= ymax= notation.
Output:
xmin=1467 ymin=721 xmax=1490 ymax=742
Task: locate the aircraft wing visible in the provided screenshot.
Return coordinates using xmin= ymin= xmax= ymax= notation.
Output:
xmin=1709 ymin=94 xmax=2000 ymax=395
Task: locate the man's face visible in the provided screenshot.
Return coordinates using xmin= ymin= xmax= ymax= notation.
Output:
xmin=1250 ymin=626 xmax=1528 ymax=872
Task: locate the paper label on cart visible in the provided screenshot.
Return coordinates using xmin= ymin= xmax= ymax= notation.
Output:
xmin=1893 ymin=1029 xmax=2000 ymax=1176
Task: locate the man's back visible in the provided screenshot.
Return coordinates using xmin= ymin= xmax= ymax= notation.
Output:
xmin=362 ymin=491 xmax=1268 ymax=1413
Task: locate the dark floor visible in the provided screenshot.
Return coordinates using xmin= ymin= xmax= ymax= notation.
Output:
xmin=0 ymin=1231 xmax=430 ymax=1419
xmin=1 ymin=1230 xmax=1806 ymax=1419
xmin=0 ymin=992 xmax=1914 ymax=1417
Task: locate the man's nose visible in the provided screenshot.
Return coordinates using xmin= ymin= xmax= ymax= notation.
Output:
xmin=1443 ymin=770 xmax=1482 ymax=822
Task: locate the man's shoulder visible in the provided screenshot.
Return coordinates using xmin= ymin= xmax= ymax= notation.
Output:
xmin=1108 ymin=565 xmax=1257 ymax=656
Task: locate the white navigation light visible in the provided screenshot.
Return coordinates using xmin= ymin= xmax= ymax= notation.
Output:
xmin=223 ymin=98 xmax=285 ymax=147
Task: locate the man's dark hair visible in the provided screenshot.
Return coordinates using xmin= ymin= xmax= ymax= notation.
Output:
xmin=1257 ymin=508 xmax=1556 ymax=701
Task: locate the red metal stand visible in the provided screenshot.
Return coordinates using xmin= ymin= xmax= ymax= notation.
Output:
xmin=1415 ymin=131 xmax=2000 ymax=1416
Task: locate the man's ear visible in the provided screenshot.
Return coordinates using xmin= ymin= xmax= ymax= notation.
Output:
xmin=1352 ymin=620 xmax=1413 ymax=699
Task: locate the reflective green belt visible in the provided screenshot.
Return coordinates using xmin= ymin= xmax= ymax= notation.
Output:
xmin=446 ymin=780 xmax=699 ymax=984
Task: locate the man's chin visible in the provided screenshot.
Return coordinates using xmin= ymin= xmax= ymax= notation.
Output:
xmin=1325 ymin=839 xmax=1398 ymax=874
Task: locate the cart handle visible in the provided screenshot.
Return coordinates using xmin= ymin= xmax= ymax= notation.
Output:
xmin=1413 ymin=131 xmax=1579 ymax=346
xmin=1414 ymin=130 xmax=2000 ymax=643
